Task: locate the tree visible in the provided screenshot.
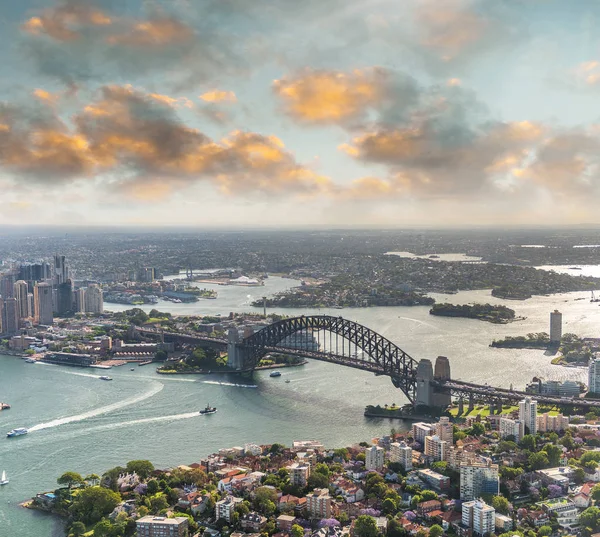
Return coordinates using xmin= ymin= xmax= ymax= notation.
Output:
xmin=382 ymin=497 xmax=398 ymax=515
xmin=543 ymin=444 xmax=562 ymax=467
xmin=529 ymin=452 xmax=549 ymax=470
xmin=579 ymin=506 xmax=600 ymax=530
xmin=93 ymin=519 xmax=112 ymax=537
xmin=538 ymin=526 xmax=552 ymax=536
xmin=520 ymin=435 xmax=537 ymax=451
xmin=85 ymin=474 xmax=101 ymax=486
xmin=307 ymin=472 xmax=329 ymax=490
xmin=429 ymin=525 xmax=443 ymax=537
xmin=155 ymin=349 xmax=168 ymax=361
xmin=491 ymin=495 xmax=510 ymax=515
xmin=291 ymin=524 xmax=304 ymax=537
xmin=573 ymin=468 xmax=586 ymax=485
xmin=147 ymin=479 xmax=159 ymax=495
xmin=150 ymin=493 xmax=169 ymax=514
xmin=354 ymin=515 xmax=379 ymax=537
xmin=58 ymin=471 xmax=84 ymax=489
xmin=469 ymin=423 xmax=485 ymax=436
xmin=126 ymin=460 xmax=155 ymax=479
xmin=592 ymin=484 xmax=600 ymax=503
xmin=70 ymin=521 xmax=86 ymax=537
xmin=69 ymin=487 xmax=121 ymax=525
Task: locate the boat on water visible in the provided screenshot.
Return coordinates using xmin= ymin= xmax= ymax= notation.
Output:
xmin=130 ymin=368 xmax=135 ymax=371
xmin=0 ymin=403 xmax=10 ymax=411
xmin=99 ymin=376 xmax=113 ymax=381
xmin=25 ymin=358 xmax=36 ymax=363
xmin=0 ymin=470 xmax=8 ymax=485
xmin=270 ymin=371 xmax=282 ymax=377
xmin=199 ymin=404 xmax=217 ymax=415
xmin=285 ymin=379 xmax=290 ymax=383
xmin=7 ymin=428 xmax=28 ymax=438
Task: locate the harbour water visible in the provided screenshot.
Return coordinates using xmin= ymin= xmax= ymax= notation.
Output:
xmin=2 ymin=275 xmax=600 ymax=535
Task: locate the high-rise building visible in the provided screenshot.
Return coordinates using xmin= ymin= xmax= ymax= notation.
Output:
xmin=13 ymin=280 xmax=30 ymax=318
xmin=1 ymin=298 xmax=20 ymax=335
xmin=288 ymin=462 xmax=311 ymax=487
xmin=305 ymin=489 xmax=332 ymax=518
xmin=550 ymin=310 xmax=562 ymax=342
xmin=499 ymin=417 xmax=523 ymax=442
xmin=27 ymin=293 xmax=34 ymax=319
xmin=537 ymin=413 xmax=569 ymax=433
xmin=519 ymin=396 xmax=538 ymax=435
xmin=389 ymin=441 xmax=412 ymax=470
xmin=462 ymin=499 xmax=495 ymax=536
xmin=435 ymin=416 xmax=454 ymax=444
xmin=137 ymin=267 xmax=155 ymax=283
xmin=77 ymin=288 xmax=87 ymax=313
xmin=412 ymin=422 xmax=434 ymax=444
xmin=34 ymin=282 xmax=53 ymax=325
xmin=460 ymin=460 xmax=500 ymax=501
xmin=0 ymin=273 xmax=16 ymax=299
xmin=56 ymin=280 xmax=73 ymax=315
xmin=18 ymin=262 xmax=51 ymax=283
xmin=589 ymin=359 xmax=600 ymax=394
xmin=424 ymin=435 xmax=448 ymax=462
xmin=54 ymin=255 xmax=69 ymax=285
xmin=365 ymin=445 xmax=385 ymax=471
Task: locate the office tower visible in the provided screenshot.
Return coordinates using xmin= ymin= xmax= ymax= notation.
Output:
xmin=590 ymin=359 xmax=600 ymax=394
xmin=460 ymin=460 xmax=500 ymax=501
xmin=54 ymin=255 xmax=69 ymax=285
xmin=499 ymin=417 xmax=523 ymax=442
xmin=18 ymin=262 xmax=51 ymax=282
xmin=550 ymin=310 xmax=562 ymax=342
xmin=13 ymin=280 xmax=30 ymax=318
xmin=56 ymin=280 xmax=73 ymax=315
xmin=435 ymin=416 xmax=454 ymax=444
xmin=77 ymin=288 xmax=87 ymax=313
xmin=1 ymin=298 xmax=19 ymax=335
xmin=85 ymin=284 xmax=104 ymax=314
xmin=519 ymin=396 xmax=538 ymax=435
xmin=462 ymin=500 xmax=495 ymax=536
xmin=424 ymin=435 xmax=448 ymax=462
xmin=137 ymin=267 xmax=155 ymax=283
xmin=389 ymin=441 xmax=412 ymax=470
xmin=365 ymin=445 xmax=385 ymax=471
xmin=27 ymin=293 xmax=34 ymax=319
xmin=34 ymin=282 xmax=53 ymax=325
xmin=0 ymin=272 xmax=16 ymax=298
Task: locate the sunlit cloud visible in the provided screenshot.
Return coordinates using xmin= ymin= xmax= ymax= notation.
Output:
xmin=200 ymin=90 xmax=237 ymax=104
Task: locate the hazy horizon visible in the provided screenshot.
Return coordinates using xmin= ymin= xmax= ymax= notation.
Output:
xmin=3 ymin=1 xmax=600 ymax=226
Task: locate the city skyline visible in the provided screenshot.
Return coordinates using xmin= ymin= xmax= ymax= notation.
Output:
xmin=3 ymin=1 xmax=600 ymax=226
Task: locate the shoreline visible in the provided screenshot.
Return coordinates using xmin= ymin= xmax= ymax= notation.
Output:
xmin=156 ymin=360 xmax=308 ymax=375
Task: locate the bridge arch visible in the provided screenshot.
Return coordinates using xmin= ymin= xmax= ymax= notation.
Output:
xmin=239 ymin=315 xmax=419 ymax=402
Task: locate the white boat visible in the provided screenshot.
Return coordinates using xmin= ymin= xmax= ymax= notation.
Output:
xmin=0 ymin=470 xmax=8 ymax=485
xmin=270 ymin=371 xmax=282 ymax=377
xmin=99 ymin=376 xmax=113 ymax=381
xmin=7 ymin=428 xmax=28 ymax=438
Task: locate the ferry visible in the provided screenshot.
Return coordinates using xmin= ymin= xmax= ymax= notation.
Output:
xmin=25 ymin=358 xmax=36 ymax=363
xmin=0 ymin=470 xmax=8 ymax=485
xmin=7 ymin=428 xmax=28 ymax=438
xmin=99 ymin=376 xmax=113 ymax=381
xmin=269 ymin=371 xmax=282 ymax=377
xmin=199 ymin=405 xmax=217 ymax=415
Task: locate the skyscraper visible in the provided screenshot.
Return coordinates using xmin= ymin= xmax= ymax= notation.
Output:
xmin=77 ymin=288 xmax=87 ymax=313
xmin=13 ymin=280 xmax=30 ymax=318
xmin=1 ymin=298 xmax=20 ymax=335
xmin=389 ymin=441 xmax=412 ymax=470
xmin=0 ymin=272 xmax=16 ymax=299
xmin=56 ymin=280 xmax=73 ymax=315
xmin=550 ymin=310 xmax=562 ymax=342
xmin=34 ymin=282 xmax=53 ymax=325
xmin=589 ymin=359 xmax=600 ymax=395
xmin=460 ymin=460 xmax=500 ymax=500
xmin=85 ymin=284 xmax=104 ymax=314
xmin=54 ymin=255 xmax=69 ymax=285
xmin=462 ymin=500 xmax=495 ymax=536
xmin=519 ymin=396 xmax=538 ymax=435
xmin=365 ymin=446 xmax=385 ymax=471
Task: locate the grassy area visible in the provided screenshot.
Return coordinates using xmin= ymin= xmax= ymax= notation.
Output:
xmin=449 ymin=404 xmax=560 ymax=418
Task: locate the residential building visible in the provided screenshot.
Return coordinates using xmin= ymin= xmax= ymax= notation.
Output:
xmin=240 ymin=513 xmax=267 ymax=532
xmin=215 ymin=496 xmax=243 ymax=522
xmin=136 ymin=516 xmax=188 ymax=537
xmin=550 ymin=310 xmax=562 ymax=342
xmin=365 ymin=446 xmax=385 ymax=471
xmin=590 ymin=358 xmax=600 ymax=394
xmin=536 ymin=467 xmax=573 ymax=492
xmin=56 ymin=280 xmax=73 ymax=315
xmin=537 ymin=413 xmax=569 ymax=432
xmin=85 ymin=283 xmax=104 ymax=313
xmin=412 ymin=422 xmax=434 ymax=444
xmin=277 ymin=515 xmax=297 ymax=532
xmin=288 ymin=462 xmax=311 ymax=487
xmin=519 ymin=396 xmax=538 ymax=435
xmin=1 ymin=298 xmax=19 ymax=335
xmin=460 ymin=460 xmax=500 ymax=501
xmin=499 ymin=417 xmax=522 ymax=441
xmin=305 ymin=488 xmax=331 ymax=519
xmin=389 ymin=441 xmax=412 ymax=470
xmin=424 ymin=435 xmax=448 ymax=462
xmin=435 ymin=416 xmax=454 ymax=444
xmin=33 ymin=282 xmax=53 ymax=325
xmin=462 ymin=500 xmax=495 ymax=536
xmin=495 ymin=514 xmax=513 ymax=532
xmin=417 ymin=469 xmax=450 ymax=491
xmin=54 ymin=255 xmax=69 ymax=285
xmin=13 ymin=280 xmax=30 ymax=318
xmin=539 ymin=498 xmax=579 ymax=528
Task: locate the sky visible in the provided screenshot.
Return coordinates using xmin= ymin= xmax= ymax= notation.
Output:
xmin=3 ymin=0 xmax=600 ymax=227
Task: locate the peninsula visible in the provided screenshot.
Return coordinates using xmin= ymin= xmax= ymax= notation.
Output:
xmin=429 ymin=303 xmax=517 ymax=323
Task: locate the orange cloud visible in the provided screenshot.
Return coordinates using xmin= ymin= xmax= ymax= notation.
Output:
xmin=200 ymin=90 xmax=237 ymax=104
xmin=273 ymin=69 xmax=389 ymax=124
xmin=106 ymin=18 xmax=194 ymax=47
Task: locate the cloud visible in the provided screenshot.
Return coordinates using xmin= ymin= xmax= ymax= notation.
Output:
xmin=200 ymin=90 xmax=237 ymax=103
xmin=0 ymin=84 xmax=332 ymax=199
xmin=19 ymin=1 xmax=241 ymax=87
xmin=273 ymin=68 xmax=418 ymax=126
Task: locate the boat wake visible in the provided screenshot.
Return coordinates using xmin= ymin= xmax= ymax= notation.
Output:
xmin=28 ymin=382 xmax=164 ymax=432
xmin=78 ymin=412 xmax=201 ymax=434
xmin=202 ymin=380 xmax=257 ymax=388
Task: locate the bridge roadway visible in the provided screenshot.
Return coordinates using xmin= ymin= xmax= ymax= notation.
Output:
xmin=136 ymin=326 xmax=600 ymax=408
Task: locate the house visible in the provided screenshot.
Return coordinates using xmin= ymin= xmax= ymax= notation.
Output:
xmin=573 ymin=482 xmax=594 ymax=508
xmin=241 ymin=513 xmax=267 ymax=532
xmin=279 ymin=494 xmax=301 ymax=511
xmin=526 ymin=510 xmax=550 ymax=527
xmin=417 ymin=500 xmax=442 ymax=516
xmin=277 ymin=514 xmax=297 ymax=532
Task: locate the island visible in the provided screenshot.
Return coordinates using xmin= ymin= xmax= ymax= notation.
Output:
xmin=429 ymin=303 xmax=517 ymax=323
xmin=491 ymin=332 xmax=551 ymax=349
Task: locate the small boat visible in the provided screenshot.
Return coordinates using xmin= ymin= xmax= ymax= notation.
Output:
xmin=25 ymin=358 xmax=36 ymax=363
xmin=130 ymin=368 xmax=135 ymax=371
xmin=285 ymin=379 xmax=290 ymax=383
xmin=7 ymin=428 xmax=28 ymax=438
xmin=99 ymin=376 xmax=113 ymax=381
xmin=199 ymin=404 xmax=217 ymax=415
xmin=270 ymin=371 xmax=282 ymax=377
xmin=0 ymin=470 xmax=8 ymax=485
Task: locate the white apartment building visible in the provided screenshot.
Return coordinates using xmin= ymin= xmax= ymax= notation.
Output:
xmin=499 ymin=417 xmax=523 ymax=441
xmin=389 ymin=441 xmax=412 ymax=470
xmin=460 ymin=460 xmax=500 ymax=501
xmin=306 ymin=488 xmax=332 ymax=519
xmin=288 ymin=462 xmax=311 ymax=487
xmin=537 ymin=413 xmax=569 ymax=433
xmin=462 ymin=500 xmax=495 ymax=536
xmin=424 ymin=435 xmax=448 ymax=462
xmin=435 ymin=417 xmax=454 ymax=444
xmin=519 ymin=397 xmax=538 ymax=435
xmin=365 ymin=446 xmax=385 ymax=471
xmin=412 ymin=422 xmax=434 ymax=444
xmin=215 ymin=496 xmax=243 ymax=522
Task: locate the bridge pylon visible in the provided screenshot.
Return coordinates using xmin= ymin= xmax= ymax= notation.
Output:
xmin=416 ymin=359 xmax=434 ymax=407
xmin=433 ymin=356 xmax=451 ymax=408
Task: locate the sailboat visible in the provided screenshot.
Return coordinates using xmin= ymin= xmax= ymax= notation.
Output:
xmin=0 ymin=470 xmax=8 ymax=485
